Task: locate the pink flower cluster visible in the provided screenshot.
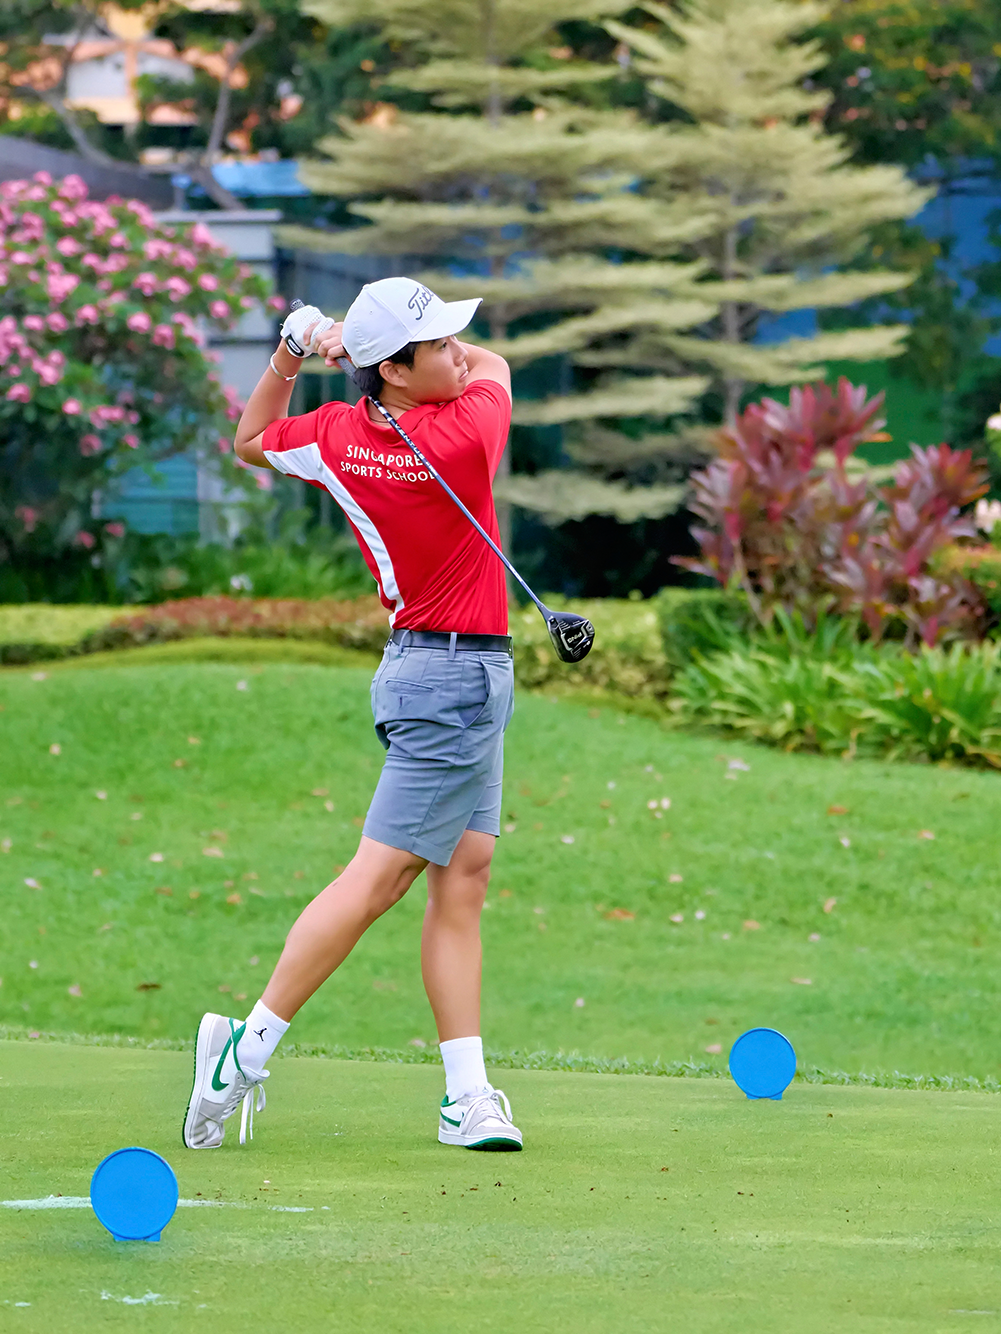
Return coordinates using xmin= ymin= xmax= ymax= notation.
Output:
xmin=2 ymin=170 xmax=272 ymax=516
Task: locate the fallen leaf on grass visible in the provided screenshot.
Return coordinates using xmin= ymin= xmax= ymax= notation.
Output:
xmin=148 ymin=852 xmax=164 ymax=863
xmin=24 ymin=878 xmax=41 ymax=890
xmin=728 ymin=758 xmax=750 ymax=772
xmin=225 ymin=892 xmax=243 ymax=906
xmin=705 ymin=1043 xmax=722 ymax=1055
xmin=311 ymin=788 xmax=329 ymax=797
xmin=918 ymin=830 xmax=936 ymax=840
xmin=574 ymin=998 xmax=585 ymax=1008
xmin=827 ymin=804 xmax=849 ymax=815
xmin=839 ymin=836 xmax=851 ymax=848
xmin=809 ymin=932 xmax=821 ymax=942
xmin=670 ymin=913 xmax=684 ymax=924
xmin=67 ymin=985 xmax=82 ymax=998
xmin=202 ymin=847 xmax=224 ymax=858
xmin=48 ymin=744 xmax=61 ymax=756
xmin=154 ymin=886 xmax=173 ymax=897
xmin=409 ymin=1038 xmax=426 ymax=1048
xmin=668 ymin=873 xmax=683 ymax=883
xmin=130 ymin=812 xmax=143 ymax=821
xmin=560 ymin=835 xmax=575 ymax=845
xmin=136 ymin=982 xmax=160 ymax=991
xmin=791 ymin=977 xmax=813 ymax=986
xmin=218 ymin=984 xmax=231 ymax=993
xmin=236 ymin=680 xmax=248 ymax=691
xmin=499 ymin=889 xmax=512 ymax=898
xmin=172 ymin=759 xmax=187 ymax=769
xmin=605 ymin=908 xmax=635 ymax=921
xmin=188 ymin=737 xmax=201 ymax=746
xmin=188 ymin=890 xmax=201 ymax=900
xmin=1 ymin=839 xmax=11 ymax=853
xmin=324 ymin=801 xmax=335 ymax=812
xmin=743 ymin=920 xmax=760 ymax=931
xmin=351 ymin=817 xmax=364 ymax=828
xmin=92 ymin=868 xmax=103 ymax=877
xmin=234 ymin=993 xmax=247 ymax=1002
xmin=503 ymin=822 xmax=517 ymax=833
xmin=823 ymin=897 xmax=837 ymax=914
xmin=31 ymin=672 xmax=47 ymax=681
xmin=94 ymin=791 xmax=107 ymax=800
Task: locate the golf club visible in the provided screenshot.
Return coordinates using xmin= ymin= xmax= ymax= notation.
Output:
xmin=284 ymin=299 xmax=595 ymax=663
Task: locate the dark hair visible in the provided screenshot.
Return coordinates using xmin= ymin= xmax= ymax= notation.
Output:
xmin=353 ymin=341 xmax=418 ymax=399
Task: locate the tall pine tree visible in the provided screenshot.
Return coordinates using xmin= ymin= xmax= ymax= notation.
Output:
xmin=607 ymin=0 xmax=931 ymax=420
xmin=283 ymin=0 xmax=723 ymax=522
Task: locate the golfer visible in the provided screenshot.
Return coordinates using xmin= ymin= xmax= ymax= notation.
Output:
xmin=182 ymin=279 xmax=522 ymax=1152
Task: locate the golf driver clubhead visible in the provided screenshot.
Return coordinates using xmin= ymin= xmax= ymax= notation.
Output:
xmin=542 ymin=608 xmax=595 ymax=664
xmin=282 ymin=300 xmax=594 ymax=663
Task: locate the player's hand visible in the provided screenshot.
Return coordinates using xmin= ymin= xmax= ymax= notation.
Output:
xmin=314 ymin=321 xmax=349 ymax=367
xmin=280 ymin=304 xmax=336 ymax=357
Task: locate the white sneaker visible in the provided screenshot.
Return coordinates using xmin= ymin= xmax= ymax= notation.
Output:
xmin=182 ymin=1013 xmax=267 ymax=1150
xmin=438 ymin=1087 xmax=523 ymax=1151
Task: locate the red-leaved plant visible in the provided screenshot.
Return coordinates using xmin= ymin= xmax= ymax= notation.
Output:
xmin=678 ymin=379 xmax=989 ymax=646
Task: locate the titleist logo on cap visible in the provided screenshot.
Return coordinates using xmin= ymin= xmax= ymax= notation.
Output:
xmin=407 ymin=284 xmax=434 ymax=320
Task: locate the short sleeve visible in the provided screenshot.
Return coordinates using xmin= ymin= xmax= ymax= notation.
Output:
xmin=261 ymin=402 xmax=350 ymax=482
xmin=261 ymin=409 xmax=323 ymax=480
xmin=437 ymin=380 xmax=511 ymax=477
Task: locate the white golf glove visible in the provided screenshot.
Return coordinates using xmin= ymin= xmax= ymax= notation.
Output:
xmin=280 ymin=304 xmax=336 ymax=357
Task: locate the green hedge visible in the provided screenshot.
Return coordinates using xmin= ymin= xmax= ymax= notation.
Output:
xmin=0 ymin=595 xmax=681 ymax=696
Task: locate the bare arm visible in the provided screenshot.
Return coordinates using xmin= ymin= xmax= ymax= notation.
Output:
xmin=458 ymin=341 xmax=511 ymax=399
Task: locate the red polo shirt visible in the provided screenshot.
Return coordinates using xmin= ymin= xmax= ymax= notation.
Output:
xmin=261 ymin=379 xmax=510 ymax=634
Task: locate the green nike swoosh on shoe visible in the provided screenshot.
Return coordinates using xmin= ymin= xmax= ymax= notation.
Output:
xmin=210 ymin=1019 xmax=248 ymax=1092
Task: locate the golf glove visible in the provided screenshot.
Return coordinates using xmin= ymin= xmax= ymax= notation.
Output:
xmin=280 ymin=304 xmax=336 ymax=357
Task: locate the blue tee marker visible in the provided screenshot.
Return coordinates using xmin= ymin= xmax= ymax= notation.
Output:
xmin=90 ymin=1147 xmax=178 ymax=1242
xmin=729 ymin=1028 xmax=797 ymax=1100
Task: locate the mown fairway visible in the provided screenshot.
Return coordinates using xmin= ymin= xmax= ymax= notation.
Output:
xmin=3 ymin=1041 xmax=1001 ymax=1334
xmin=1 ymin=650 xmax=1000 ymax=1080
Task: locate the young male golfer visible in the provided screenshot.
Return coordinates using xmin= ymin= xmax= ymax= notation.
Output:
xmin=182 ymin=279 xmax=522 ymax=1152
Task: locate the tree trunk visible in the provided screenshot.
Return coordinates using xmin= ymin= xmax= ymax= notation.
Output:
xmin=197 ymin=16 xmax=274 ymax=211
xmin=721 ymin=223 xmax=743 ymax=423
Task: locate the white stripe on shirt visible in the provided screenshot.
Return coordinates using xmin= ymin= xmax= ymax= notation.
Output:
xmin=264 ymin=441 xmax=404 ymax=626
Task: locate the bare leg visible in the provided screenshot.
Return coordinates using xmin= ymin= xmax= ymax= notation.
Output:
xmin=262 ymin=836 xmax=427 ymax=1021
xmin=421 ymin=830 xmax=495 ymax=1042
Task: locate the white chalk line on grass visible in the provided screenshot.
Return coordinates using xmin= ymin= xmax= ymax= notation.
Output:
xmin=1 ymin=1195 xmax=315 ymax=1213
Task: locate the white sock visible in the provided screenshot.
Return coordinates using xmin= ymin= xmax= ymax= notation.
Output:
xmin=238 ymin=1000 xmax=289 ymax=1073
xmin=439 ymin=1035 xmax=489 ymax=1101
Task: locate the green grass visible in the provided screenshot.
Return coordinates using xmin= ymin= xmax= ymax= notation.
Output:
xmin=4 ymin=1041 xmax=1001 ymax=1333
xmin=2 ymin=659 xmax=1001 ymax=1082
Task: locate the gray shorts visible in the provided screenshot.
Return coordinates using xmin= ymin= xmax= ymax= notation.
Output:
xmin=363 ymin=640 xmax=515 ymax=867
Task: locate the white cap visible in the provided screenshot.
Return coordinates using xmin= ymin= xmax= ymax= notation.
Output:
xmin=342 ymin=277 xmax=481 ymax=369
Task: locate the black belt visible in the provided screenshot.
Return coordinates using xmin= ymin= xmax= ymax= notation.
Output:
xmin=389 ymin=628 xmax=513 ymax=657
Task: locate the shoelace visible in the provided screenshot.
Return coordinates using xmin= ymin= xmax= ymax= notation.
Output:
xmin=239 ymin=1082 xmax=267 ymax=1146
xmin=458 ymin=1087 xmax=513 ymax=1125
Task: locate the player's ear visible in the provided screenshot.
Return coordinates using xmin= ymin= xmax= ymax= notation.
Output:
xmin=379 ymin=358 xmax=410 ymax=389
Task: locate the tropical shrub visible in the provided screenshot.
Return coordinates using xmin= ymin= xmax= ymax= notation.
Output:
xmin=679 ymin=378 xmax=990 ymax=646
xmin=0 ymin=170 xmax=278 ymax=602
xmin=654 ymin=586 xmax=754 ymax=671
xmin=673 ymin=637 xmax=1001 ymax=767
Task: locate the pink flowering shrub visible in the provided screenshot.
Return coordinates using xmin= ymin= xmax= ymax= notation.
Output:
xmin=678 ymin=379 xmax=990 ymax=647
xmin=0 ymin=171 xmax=271 ymax=598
